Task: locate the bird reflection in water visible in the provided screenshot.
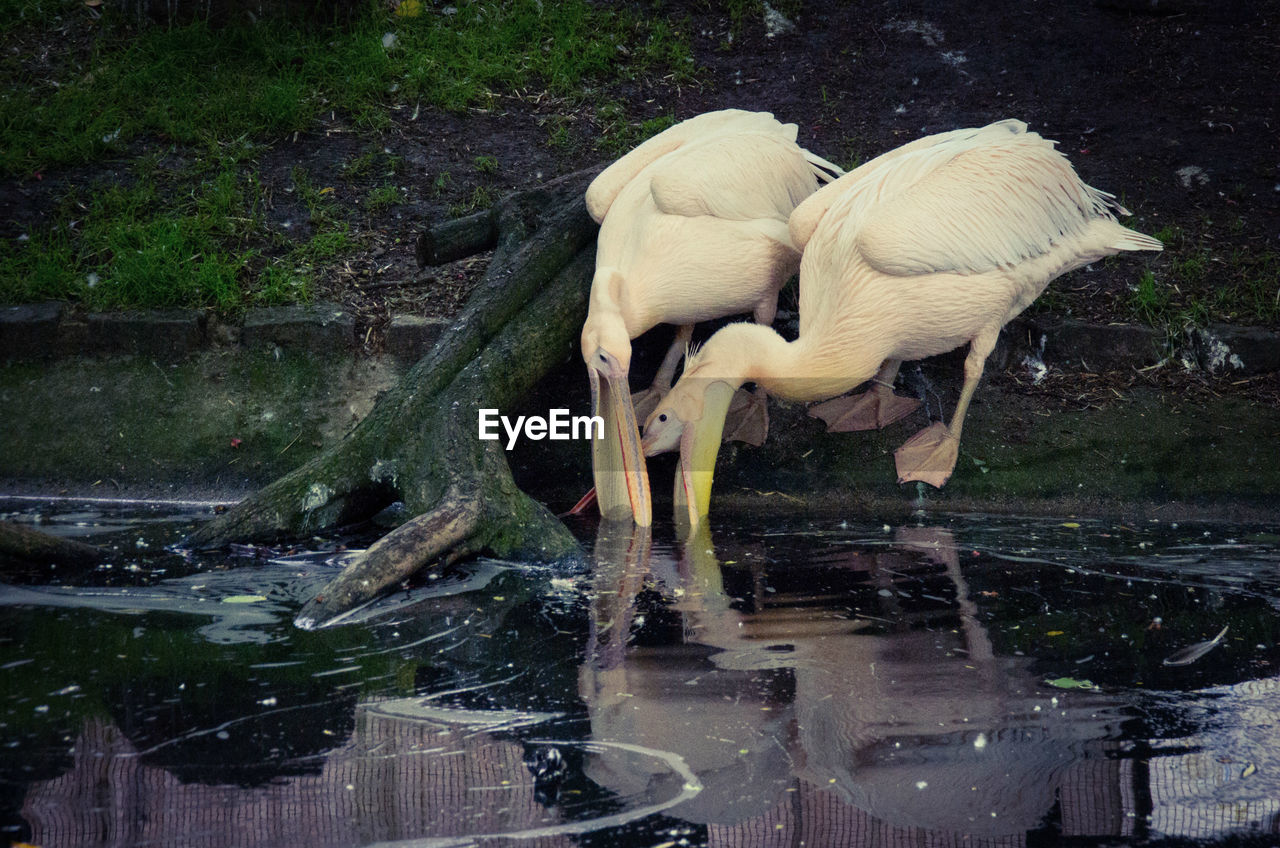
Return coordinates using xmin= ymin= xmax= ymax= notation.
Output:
xmin=578 ymin=520 xmax=1126 ymax=842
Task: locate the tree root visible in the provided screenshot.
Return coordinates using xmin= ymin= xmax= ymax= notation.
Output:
xmin=184 ymin=170 xmax=601 ymax=627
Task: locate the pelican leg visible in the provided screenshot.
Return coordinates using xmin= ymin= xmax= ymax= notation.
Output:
xmin=895 ymin=334 xmax=996 ymax=488
xmin=809 ymin=359 xmax=920 ymax=432
xmin=561 ymin=487 xmax=597 ymax=517
xmin=632 ymin=325 xmax=694 ymax=421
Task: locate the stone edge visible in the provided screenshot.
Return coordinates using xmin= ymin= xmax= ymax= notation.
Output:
xmin=1 ymin=302 xmax=1277 ymax=376
xmin=0 ymin=303 xmax=452 ymax=364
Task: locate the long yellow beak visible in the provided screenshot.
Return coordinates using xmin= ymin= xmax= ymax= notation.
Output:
xmin=674 ymin=381 xmax=735 ymax=530
xmin=589 ymin=366 xmax=652 ymax=527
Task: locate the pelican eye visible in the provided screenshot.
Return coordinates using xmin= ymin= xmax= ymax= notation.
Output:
xmin=658 ymin=414 xmax=667 ymax=423
xmin=598 ymin=353 xmax=608 ymax=363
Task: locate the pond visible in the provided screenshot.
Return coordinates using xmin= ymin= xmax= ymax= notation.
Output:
xmin=3 ymin=498 xmax=1280 ymax=847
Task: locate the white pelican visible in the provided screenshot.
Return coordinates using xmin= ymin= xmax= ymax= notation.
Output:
xmin=641 ymin=119 xmax=1163 ymax=527
xmin=581 ymin=109 xmax=840 ymax=526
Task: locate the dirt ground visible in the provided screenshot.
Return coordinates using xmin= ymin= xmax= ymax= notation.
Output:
xmin=324 ymin=0 xmax=1279 ymax=330
xmin=350 ymin=0 xmax=1280 ymax=405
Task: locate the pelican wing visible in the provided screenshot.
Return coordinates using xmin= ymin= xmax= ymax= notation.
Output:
xmin=856 ymin=129 xmax=1126 ymax=276
xmin=585 ymin=110 xmax=795 ymax=223
xmin=647 ymin=132 xmax=822 ymax=228
xmin=789 ymin=120 xmax=1028 ymax=252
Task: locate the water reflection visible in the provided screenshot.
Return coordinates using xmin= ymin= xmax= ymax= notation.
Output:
xmin=580 ymin=523 xmax=1128 ymax=842
xmin=21 ymin=712 xmax=698 ymax=848
xmin=4 ymin=500 xmax=1280 ymax=845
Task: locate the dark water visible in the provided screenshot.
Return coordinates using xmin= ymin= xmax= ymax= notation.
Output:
xmin=3 ymin=499 xmax=1280 ymax=847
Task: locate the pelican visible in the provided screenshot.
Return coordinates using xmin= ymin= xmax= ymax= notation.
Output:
xmin=581 ymin=109 xmax=841 ymax=526
xmin=642 ymin=120 xmax=1163 ymax=527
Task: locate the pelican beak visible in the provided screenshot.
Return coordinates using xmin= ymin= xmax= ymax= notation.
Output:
xmin=674 ymin=381 xmax=735 ymax=530
xmin=589 ymin=365 xmax=652 ymax=527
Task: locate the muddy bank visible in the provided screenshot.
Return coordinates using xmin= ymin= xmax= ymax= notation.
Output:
xmin=0 ymin=350 xmax=400 ymax=501
xmin=6 ymin=332 xmax=1275 ymax=522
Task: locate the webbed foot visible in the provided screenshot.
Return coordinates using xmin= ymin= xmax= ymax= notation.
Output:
xmin=810 ymin=390 xmax=920 ymax=432
xmin=894 ymin=422 xmax=959 ymax=488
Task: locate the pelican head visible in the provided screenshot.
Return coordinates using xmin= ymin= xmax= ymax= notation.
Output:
xmin=580 ymin=318 xmax=633 ymax=384
xmin=641 ymin=347 xmax=744 ymax=529
xmin=581 ymin=304 xmax=651 ymax=527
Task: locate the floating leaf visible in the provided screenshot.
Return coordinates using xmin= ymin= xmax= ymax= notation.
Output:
xmin=222 ymin=594 xmax=268 ymax=604
xmin=1045 ymin=677 xmax=1096 ymax=690
xmin=1242 ymin=762 xmax=1257 ymax=778
xmin=1061 ymin=522 xmax=1081 ymax=529
xmin=1046 ymin=630 xmax=1064 ymax=636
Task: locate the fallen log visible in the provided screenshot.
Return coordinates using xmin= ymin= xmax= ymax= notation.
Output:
xmin=0 ymin=521 xmax=106 ymax=571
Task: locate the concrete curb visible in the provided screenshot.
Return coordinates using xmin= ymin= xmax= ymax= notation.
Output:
xmin=1 ymin=301 xmax=1277 ymax=375
xmin=0 ymin=302 xmax=447 ymax=363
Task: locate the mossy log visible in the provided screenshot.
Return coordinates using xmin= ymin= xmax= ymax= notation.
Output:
xmin=0 ymin=521 xmax=106 ymax=571
xmin=184 ymin=171 xmax=600 ymax=628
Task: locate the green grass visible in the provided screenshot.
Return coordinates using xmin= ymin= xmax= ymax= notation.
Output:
xmin=1128 ymin=268 xmax=1171 ymax=328
xmin=1 ymin=0 xmax=692 ymax=175
xmin=0 ymin=0 xmax=695 ymax=311
xmin=0 ymin=171 xmax=261 ymax=309
xmin=447 ymin=185 xmax=497 ymax=219
xmin=0 ymin=164 xmax=346 ymax=310
xmin=1127 ymin=226 xmax=1280 ymax=335
xmin=593 ymin=103 xmax=676 ymax=157
xmin=365 ymin=183 xmax=402 ymax=214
